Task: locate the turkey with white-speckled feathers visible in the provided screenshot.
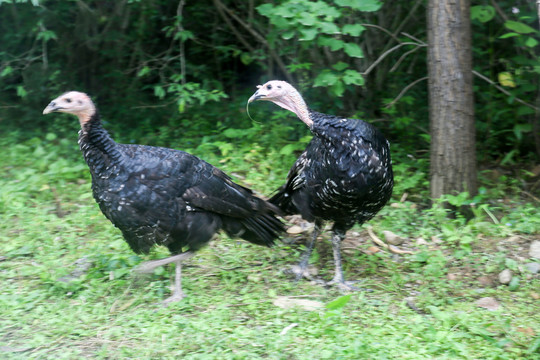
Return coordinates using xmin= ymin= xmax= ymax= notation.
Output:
xmin=249 ymin=80 xmax=393 ymax=290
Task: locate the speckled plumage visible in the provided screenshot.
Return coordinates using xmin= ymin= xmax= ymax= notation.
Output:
xmin=249 ymin=80 xmax=393 ymax=288
xmin=78 ymin=112 xmax=284 ymax=255
xmin=271 ymin=109 xmax=393 ymax=231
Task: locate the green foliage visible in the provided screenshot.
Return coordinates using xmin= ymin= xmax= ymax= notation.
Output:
xmin=256 ymin=0 xmax=374 ymax=97
xmin=471 ymin=2 xmax=539 ymax=161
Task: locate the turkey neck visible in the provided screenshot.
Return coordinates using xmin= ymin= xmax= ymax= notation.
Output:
xmin=78 ymin=111 xmax=122 ymax=174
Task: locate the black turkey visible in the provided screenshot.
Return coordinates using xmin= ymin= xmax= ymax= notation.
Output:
xmin=43 ymin=91 xmax=284 ymax=302
xmin=248 ymin=81 xmax=393 ymax=290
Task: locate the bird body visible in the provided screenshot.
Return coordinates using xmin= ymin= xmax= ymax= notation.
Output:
xmin=272 ymin=109 xmax=393 ymax=229
xmin=249 ymin=81 xmax=393 ymax=288
xmin=43 ymin=91 xmax=284 ymax=301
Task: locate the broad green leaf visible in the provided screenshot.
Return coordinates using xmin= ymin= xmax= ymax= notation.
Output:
xmin=274 ymin=5 xmax=296 ymax=18
xmin=16 ymin=85 xmax=27 ymax=98
xmin=282 ymin=31 xmax=295 ymax=40
xmin=335 ymin=0 xmax=382 ymax=12
xmin=498 ymin=72 xmax=515 ymax=87
xmin=279 ymin=143 xmax=297 ymax=155
xmin=314 ymin=70 xmax=338 ymax=87
xmin=470 ymin=5 xmax=495 ymax=23
xmin=342 ymin=69 xmax=364 ymax=86
xmin=332 ymin=61 xmax=349 ymax=71
xmin=525 ymin=37 xmax=538 ymax=48
xmin=154 ymin=85 xmax=166 ymax=99
xmin=319 ymin=22 xmax=340 ymax=35
xmin=256 ymin=3 xmax=274 ymax=17
xmin=318 ymin=36 xmax=344 ymax=51
xmin=508 ymin=276 xmax=520 ymax=291
xmin=499 ymin=32 xmax=520 ymax=39
xmin=300 ymin=28 xmax=318 ymax=41
xmin=504 ymin=20 xmax=536 ymax=34
xmin=137 ymin=66 xmax=150 ymax=77
xmin=325 ymin=294 xmax=351 ymax=310
xmin=331 ymin=80 xmax=345 ymax=97
xmin=240 ymin=52 xmax=252 ymax=65
xmin=298 ymin=13 xmax=316 ymax=27
xmin=343 ymin=42 xmax=364 ymax=58
xmin=0 ymin=65 xmax=13 ymax=77
xmin=342 ymin=24 xmax=365 ymax=36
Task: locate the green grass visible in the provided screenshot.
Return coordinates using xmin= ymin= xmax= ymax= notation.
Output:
xmin=1 ymin=134 xmax=539 ymax=359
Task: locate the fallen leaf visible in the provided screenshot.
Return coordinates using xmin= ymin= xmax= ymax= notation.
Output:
xmin=364 ymin=246 xmax=381 ymax=255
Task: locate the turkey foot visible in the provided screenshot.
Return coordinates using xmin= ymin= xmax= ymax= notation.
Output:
xmin=286 ymin=225 xmax=320 ymax=282
xmin=134 ymin=252 xmax=195 ymax=304
xmin=162 ymin=259 xmax=189 ymax=304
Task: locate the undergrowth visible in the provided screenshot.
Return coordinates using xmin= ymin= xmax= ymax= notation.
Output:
xmin=1 ymin=130 xmax=539 ymax=359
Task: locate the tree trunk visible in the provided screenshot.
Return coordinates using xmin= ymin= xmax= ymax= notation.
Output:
xmin=427 ymin=0 xmax=477 ymax=199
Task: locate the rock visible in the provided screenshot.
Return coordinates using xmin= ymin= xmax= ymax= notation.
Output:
xmin=416 ymin=238 xmax=428 ymax=246
xmin=476 ymin=297 xmax=501 ymax=311
xmin=530 ymin=292 xmax=540 ymax=300
xmin=287 ymin=225 xmax=304 ymax=234
xmin=447 ymin=273 xmax=459 ymax=281
xmin=383 ymin=230 xmax=404 ymax=245
xmin=529 ymin=241 xmax=540 ymax=259
xmin=498 ymin=269 xmax=513 ymax=285
xmin=524 ymin=262 xmax=540 ymax=274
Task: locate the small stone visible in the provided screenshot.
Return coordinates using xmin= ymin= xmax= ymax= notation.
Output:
xmin=383 ymin=230 xmax=404 ymax=245
xmin=476 ymin=297 xmax=501 ymax=311
xmin=498 ymin=269 xmax=513 ymax=285
xmin=529 ymin=241 xmax=540 ymax=259
xmin=524 ymin=262 xmax=540 ymax=274
xmin=416 ymin=238 xmax=428 ymax=246
xmin=530 ymin=292 xmax=540 ymax=300
xmin=447 ymin=273 xmax=458 ymax=281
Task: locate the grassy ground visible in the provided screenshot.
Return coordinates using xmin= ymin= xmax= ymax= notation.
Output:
xmin=1 ymin=134 xmax=539 ymax=359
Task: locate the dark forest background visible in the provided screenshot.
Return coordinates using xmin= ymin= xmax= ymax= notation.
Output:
xmin=0 ymin=0 xmax=538 ymax=198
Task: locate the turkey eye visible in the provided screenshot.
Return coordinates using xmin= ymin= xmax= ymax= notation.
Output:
xmin=65 ymin=98 xmax=72 ymax=103
xmin=267 ymin=84 xmax=272 ymax=90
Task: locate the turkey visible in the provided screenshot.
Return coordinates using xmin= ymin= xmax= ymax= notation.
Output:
xmin=43 ymin=91 xmax=285 ymax=302
xmin=248 ymin=80 xmax=393 ymax=290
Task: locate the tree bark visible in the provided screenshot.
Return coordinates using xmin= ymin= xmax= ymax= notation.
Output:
xmin=427 ymin=0 xmax=477 ymax=199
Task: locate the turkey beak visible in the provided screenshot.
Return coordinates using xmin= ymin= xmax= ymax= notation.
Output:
xmin=248 ymin=91 xmax=263 ymax=103
xmin=43 ymin=101 xmax=61 ymax=114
